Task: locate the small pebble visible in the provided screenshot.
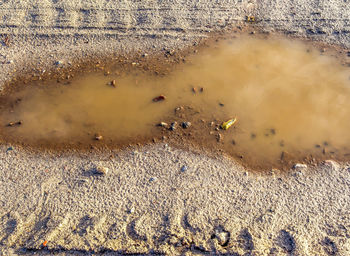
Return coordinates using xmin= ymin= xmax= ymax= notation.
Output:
xmin=293 ymin=163 xmax=307 ymax=170
xmin=153 ymin=95 xmax=166 ymax=102
xmin=181 ymin=165 xmax=188 ymax=172
xmin=110 ymin=80 xmax=116 ymax=87
xmin=128 ymin=207 xmax=135 ymax=214
xmin=270 ymin=168 xmax=279 ymax=176
xmin=216 ymin=133 xmax=222 ymax=142
xmin=95 ymin=134 xmax=103 ymax=140
xmin=170 ymin=122 xmax=177 ymax=131
xmin=95 ymin=165 xmax=109 ymax=175
xmin=7 ymin=121 xmax=22 ymax=127
xmin=280 ymin=151 xmax=287 ymax=161
xmin=158 ymin=122 xmax=168 ymax=127
xmin=175 ymin=106 xmax=184 ymax=112
xmin=182 ymin=122 xmax=191 ymax=129
xmin=323 ymin=160 xmax=338 ymax=169
xmin=215 ymin=229 xmax=230 ymax=246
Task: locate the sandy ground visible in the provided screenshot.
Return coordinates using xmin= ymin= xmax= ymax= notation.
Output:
xmin=0 ymin=0 xmax=350 ymax=255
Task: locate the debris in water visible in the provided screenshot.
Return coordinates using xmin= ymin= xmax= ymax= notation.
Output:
xmin=7 ymin=121 xmax=22 ymax=127
xmin=182 ymin=122 xmax=191 ymax=129
xmin=110 ymin=80 xmax=116 ymax=87
xmin=94 ymin=134 xmax=103 ymax=140
xmin=153 ymin=95 xmax=166 ymax=102
xmin=221 ymin=118 xmax=237 ymax=130
xmin=170 ymin=122 xmax=177 ymax=131
xmin=158 ymin=122 xmax=168 ymax=128
xmin=175 ymin=106 xmax=184 ymax=113
xmin=280 ymin=151 xmax=285 ymax=160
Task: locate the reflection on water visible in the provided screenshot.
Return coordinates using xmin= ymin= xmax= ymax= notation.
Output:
xmin=2 ymin=37 xmax=350 ymax=169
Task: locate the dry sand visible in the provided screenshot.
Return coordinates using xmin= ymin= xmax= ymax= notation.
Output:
xmin=0 ymin=1 xmax=350 ymax=255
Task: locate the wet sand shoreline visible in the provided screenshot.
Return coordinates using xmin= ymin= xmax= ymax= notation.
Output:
xmin=1 ymin=32 xmax=350 ymax=172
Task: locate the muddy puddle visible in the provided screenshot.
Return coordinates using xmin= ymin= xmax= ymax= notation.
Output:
xmin=1 ymin=36 xmax=350 ymax=170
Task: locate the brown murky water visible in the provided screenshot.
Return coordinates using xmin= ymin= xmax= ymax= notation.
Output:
xmin=1 ymin=37 xmax=350 ymax=169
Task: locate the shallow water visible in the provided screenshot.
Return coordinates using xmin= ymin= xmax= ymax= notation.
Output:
xmin=2 ymin=37 xmax=350 ymax=169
